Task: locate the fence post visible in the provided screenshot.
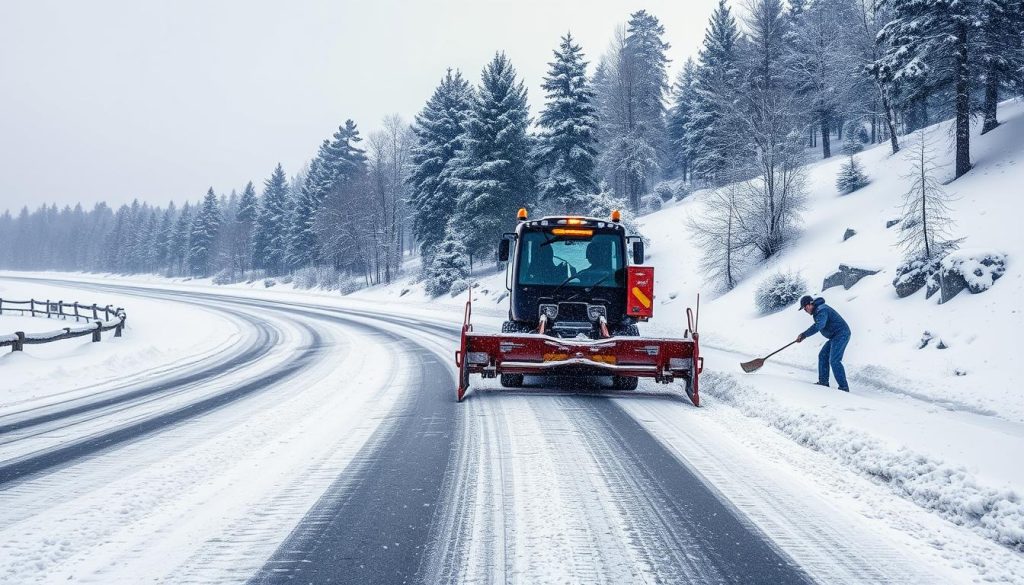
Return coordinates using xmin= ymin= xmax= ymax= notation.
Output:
xmin=46 ymin=299 xmax=52 ymax=318
xmin=92 ymin=304 xmax=98 ymax=319
xmin=74 ymin=302 xmax=80 ymax=322
xmin=13 ymin=332 xmax=24 ymax=352
xmin=58 ymin=301 xmax=63 ymax=319
xmin=30 ymin=300 xmax=36 ymax=318
xmin=0 ymin=298 xmax=3 ymax=315
xmin=92 ymin=321 xmax=102 ymax=343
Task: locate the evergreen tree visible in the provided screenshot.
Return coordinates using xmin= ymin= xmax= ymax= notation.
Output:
xmin=978 ymin=0 xmax=1024 ymax=133
xmin=154 ymin=202 xmax=176 ymax=270
xmin=188 ymin=189 xmax=222 ymax=277
xmin=424 ymin=225 xmax=470 ymax=296
xmin=234 ymin=180 xmax=258 ymax=272
xmin=169 ymin=202 xmax=193 ymax=275
xmin=536 ymin=33 xmax=599 ymax=213
xmin=408 ymin=69 xmax=474 ymax=259
xmin=253 ymin=163 xmax=289 ymax=274
xmin=626 ymin=10 xmax=670 ymax=158
xmin=686 ymin=0 xmax=743 ymax=183
xmin=836 ymin=155 xmax=870 ymax=194
xmin=455 ymin=53 xmax=534 ymax=262
xmin=667 ymin=58 xmax=697 ymax=181
xmin=288 ymin=121 xmax=367 ymax=268
xmin=877 ymin=0 xmax=981 ymax=178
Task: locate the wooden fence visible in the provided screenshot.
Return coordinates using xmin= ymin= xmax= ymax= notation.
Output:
xmin=0 ymin=299 xmax=127 ymax=352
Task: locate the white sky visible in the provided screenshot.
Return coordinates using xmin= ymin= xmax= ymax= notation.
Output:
xmin=0 ymin=0 xmax=721 ymax=213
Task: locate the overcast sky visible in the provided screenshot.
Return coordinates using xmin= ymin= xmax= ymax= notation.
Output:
xmin=0 ymin=0 xmax=721 ymax=214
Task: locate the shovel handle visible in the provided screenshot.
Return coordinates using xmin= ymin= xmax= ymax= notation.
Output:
xmin=763 ymin=340 xmax=798 ymax=361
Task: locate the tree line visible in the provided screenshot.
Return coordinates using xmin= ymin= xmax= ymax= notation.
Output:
xmin=2 ymin=1 xmax=1021 ymax=293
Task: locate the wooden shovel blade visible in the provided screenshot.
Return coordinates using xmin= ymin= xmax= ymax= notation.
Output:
xmin=740 ymin=358 xmax=765 ymax=373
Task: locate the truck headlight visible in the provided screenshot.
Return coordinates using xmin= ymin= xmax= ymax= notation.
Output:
xmin=587 ymin=305 xmax=607 ymax=322
xmin=540 ymin=304 xmax=558 ymax=320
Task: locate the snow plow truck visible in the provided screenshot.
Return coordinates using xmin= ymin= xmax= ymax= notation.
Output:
xmin=455 ymin=208 xmax=702 ymax=405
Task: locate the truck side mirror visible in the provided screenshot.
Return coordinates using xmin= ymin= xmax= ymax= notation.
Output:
xmin=632 ymin=241 xmax=644 ymax=265
xmin=498 ymin=238 xmax=511 ymax=262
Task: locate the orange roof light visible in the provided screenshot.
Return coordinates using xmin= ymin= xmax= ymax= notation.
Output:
xmin=551 ymin=228 xmax=593 ymax=237
xmin=517 ymin=208 xmax=528 ymax=221
xmin=611 ymin=210 xmax=621 ymax=223
xmin=567 ymin=217 xmax=584 ymax=225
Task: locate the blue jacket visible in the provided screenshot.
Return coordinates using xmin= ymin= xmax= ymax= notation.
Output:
xmin=802 ymin=297 xmax=850 ymax=340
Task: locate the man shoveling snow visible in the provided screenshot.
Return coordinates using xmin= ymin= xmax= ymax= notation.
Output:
xmin=796 ymin=295 xmax=852 ymax=392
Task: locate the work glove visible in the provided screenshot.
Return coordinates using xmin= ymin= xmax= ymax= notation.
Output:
xmin=796 ymin=333 xmax=805 ymax=343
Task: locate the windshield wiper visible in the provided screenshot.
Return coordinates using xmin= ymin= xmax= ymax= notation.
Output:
xmin=566 ymin=273 xmax=612 ymax=301
xmin=549 ymin=273 xmax=583 ymax=297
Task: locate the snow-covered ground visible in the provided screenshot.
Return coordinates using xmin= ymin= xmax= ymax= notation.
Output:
xmin=0 ymin=279 xmax=240 ymax=413
xmin=2 ymin=102 xmax=1023 ymax=583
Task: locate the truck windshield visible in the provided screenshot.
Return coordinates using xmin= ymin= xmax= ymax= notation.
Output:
xmin=517 ymin=231 xmax=625 ymax=288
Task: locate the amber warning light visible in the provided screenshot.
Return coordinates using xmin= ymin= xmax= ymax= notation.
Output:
xmin=517 ymin=208 xmax=528 ymax=221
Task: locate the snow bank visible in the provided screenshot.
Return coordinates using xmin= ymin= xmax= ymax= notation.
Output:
xmin=702 ymin=370 xmax=1024 ymax=550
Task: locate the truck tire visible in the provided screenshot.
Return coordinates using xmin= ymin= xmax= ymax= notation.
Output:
xmin=611 ymin=323 xmax=640 ymax=390
xmin=500 ymin=373 xmax=524 ymax=388
xmin=612 ymin=375 xmax=639 ymax=390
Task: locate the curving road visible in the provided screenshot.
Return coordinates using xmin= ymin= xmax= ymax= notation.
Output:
xmin=0 ymin=277 xmax=945 ymax=584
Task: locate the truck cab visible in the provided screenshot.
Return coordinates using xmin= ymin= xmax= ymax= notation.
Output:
xmin=498 ymin=210 xmax=648 ymax=340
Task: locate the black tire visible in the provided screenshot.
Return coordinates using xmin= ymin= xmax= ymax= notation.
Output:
xmin=612 ymin=375 xmax=639 ymax=390
xmin=610 ymin=323 xmax=639 ymax=390
xmin=500 ymin=373 xmax=524 ymax=388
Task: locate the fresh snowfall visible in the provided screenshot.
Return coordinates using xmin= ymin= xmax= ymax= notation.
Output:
xmin=1 ymin=1 xmax=1023 ymax=584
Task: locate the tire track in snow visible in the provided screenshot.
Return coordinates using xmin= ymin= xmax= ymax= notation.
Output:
xmin=0 ymin=303 xmax=272 ymax=437
xmin=0 ymin=283 xmax=326 ymax=488
xmin=248 ymin=320 xmax=458 ymax=585
xmin=425 ymin=387 xmax=812 ymax=584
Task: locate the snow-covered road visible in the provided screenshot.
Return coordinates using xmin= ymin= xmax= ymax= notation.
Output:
xmin=0 ymin=276 xmax=1019 ymax=584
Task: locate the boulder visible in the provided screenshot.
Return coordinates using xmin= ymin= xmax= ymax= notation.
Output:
xmin=843 ymin=228 xmax=857 ymax=241
xmin=823 ymin=264 xmax=879 ymax=291
xmin=936 ymin=250 xmax=1007 ymax=303
xmin=892 ymin=257 xmax=940 ymax=298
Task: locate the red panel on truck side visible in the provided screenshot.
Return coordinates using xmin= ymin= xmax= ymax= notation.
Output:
xmin=627 ymin=266 xmax=655 ymax=319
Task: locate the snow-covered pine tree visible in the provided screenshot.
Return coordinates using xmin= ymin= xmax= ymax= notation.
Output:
xmin=593 ymin=12 xmax=670 ymax=211
xmin=232 ymin=181 xmax=257 ymax=274
xmin=154 ymin=203 xmax=175 ymax=271
xmin=424 ymin=225 xmax=470 ymax=296
xmin=898 ymin=131 xmax=960 ymax=259
xmin=288 ymin=121 xmax=368 ymax=269
xmin=978 ymin=0 xmax=1024 ymax=133
xmin=253 ymin=163 xmax=290 ymax=275
xmin=685 ymin=0 xmax=743 ymax=184
xmin=188 ymin=188 xmax=222 ymax=277
xmin=626 ymin=10 xmax=670 ymax=169
xmin=835 ymin=155 xmax=869 ymax=194
xmin=455 ymin=52 xmax=534 ymax=264
xmin=409 ymin=69 xmax=474 ymax=260
xmin=535 ymin=33 xmax=599 ymax=214
xmin=170 ymin=202 xmax=192 ymax=275
xmin=787 ymin=0 xmax=860 ymax=159
xmin=877 ymin=0 xmax=982 ymax=178
xmin=287 ymin=143 xmax=330 ymax=269
xmin=666 ymin=58 xmax=697 ymax=181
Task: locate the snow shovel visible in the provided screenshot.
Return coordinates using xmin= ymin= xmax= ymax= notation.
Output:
xmin=740 ymin=341 xmax=797 ymax=373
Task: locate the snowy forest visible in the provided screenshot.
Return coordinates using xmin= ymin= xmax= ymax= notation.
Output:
xmin=1 ymin=0 xmax=1022 ymax=294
